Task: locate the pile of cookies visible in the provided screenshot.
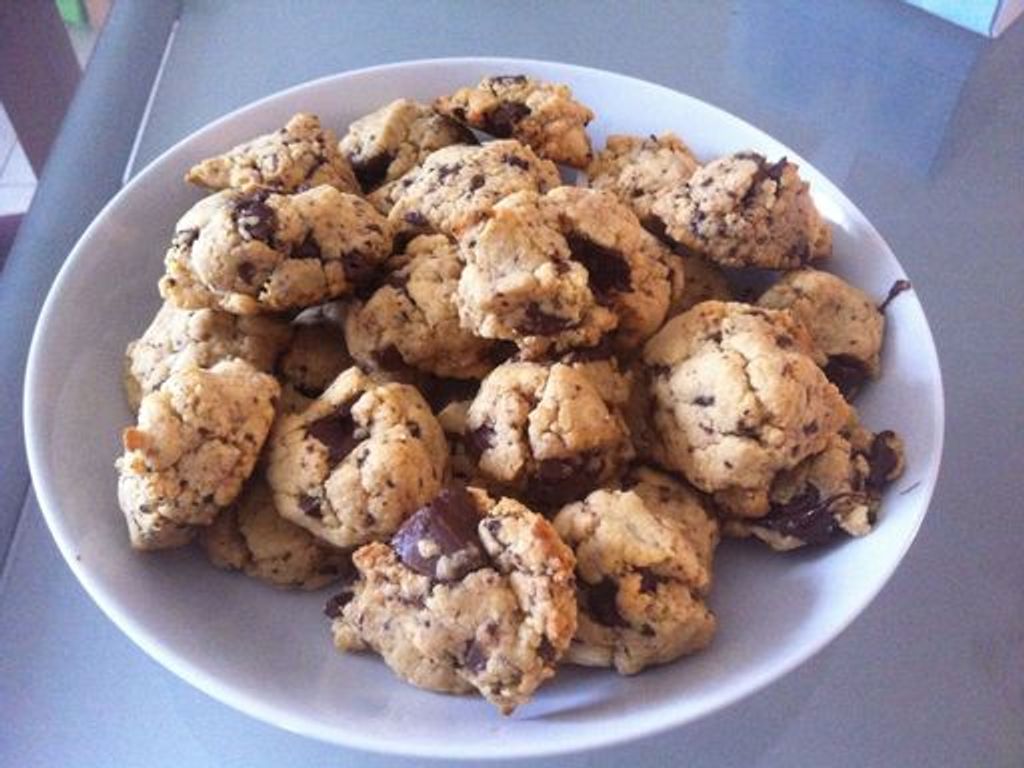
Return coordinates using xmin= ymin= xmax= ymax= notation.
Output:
xmin=115 ymin=74 xmax=907 ymax=715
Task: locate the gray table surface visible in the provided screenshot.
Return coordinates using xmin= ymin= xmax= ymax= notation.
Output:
xmin=2 ymin=1 xmax=1022 ymax=765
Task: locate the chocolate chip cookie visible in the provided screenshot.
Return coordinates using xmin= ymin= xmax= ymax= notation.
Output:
xmin=186 ymin=113 xmax=359 ymax=194
xmin=456 ymin=190 xmax=618 ymax=358
xmin=276 ymin=301 xmax=351 ymax=411
xmin=541 ymin=186 xmax=676 ymax=348
xmin=339 ymin=98 xmax=478 ymax=193
xmin=436 ymin=74 xmax=594 ymax=168
xmin=201 ymin=474 xmax=351 ymax=589
xmin=328 ymin=485 xmax=576 ymax=714
xmin=160 ymin=185 xmax=392 ymax=314
xmin=266 ymin=366 xmax=447 ymax=548
xmin=724 ymin=414 xmax=905 ymax=550
xmin=757 ymin=269 xmax=885 ymax=400
xmin=383 ymin=139 xmax=561 ymax=236
xmin=123 ymin=302 xmax=291 ymax=411
xmin=642 ymin=301 xmax=849 ymax=518
xmin=345 ymin=234 xmax=497 ymax=379
xmin=587 ymin=133 xmax=699 ymax=226
xmin=553 ymin=471 xmax=717 ymax=674
xmin=465 ymin=359 xmax=634 ymax=506
xmin=116 ymin=359 xmax=280 ymax=550
xmin=651 ymin=152 xmax=832 ymax=270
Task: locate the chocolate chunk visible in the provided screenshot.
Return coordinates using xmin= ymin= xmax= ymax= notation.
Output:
xmin=300 ymin=156 xmax=327 ymax=184
xmin=803 ymin=421 xmax=819 ymax=435
xmin=490 ymin=74 xmax=528 ymax=86
xmin=639 ymin=215 xmax=672 ymax=246
xmin=350 ymin=151 xmax=394 ymax=191
xmin=879 ymin=279 xmax=912 ymax=312
xmin=565 ymin=232 xmax=631 ymax=302
xmin=403 ymin=210 xmax=429 ymax=228
xmin=692 ymin=395 xmax=715 ymax=407
xmin=585 ymin=578 xmax=628 ymax=627
xmin=504 ymin=153 xmax=530 ymax=170
xmin=174 ymin=227 xmax=200 ymax=249
xmin=391 ymin=486 xmax=488 ymax=581
xmin=638 ymin=568 xmax=663 ymax=594
xmin=234 ymin=193 xmax=276 ymax=243
xmin=441 ymin=116 xmax=479 ymax=145
xmin=759 ymin=487 xmax=861 ymax=545
xmin=298 ymin=494 xmax=322 ymax=518
xmin=775 ymin=334 xmax=794 ymax=348
xmin=824 ymin=354 xmax=869 ymax=401
xmin=237 ymin=261 xmax=256 ymax=285
xmin=482 ymin=101 xmax=531 ymax=138
xmin=530 ymin=455 xmax=601 ymax=506
xmin=293 ymin=232 xmax=321 ymax=260
xmin=468 ymin=173 xmax=486 ymax=191
xmin=519 ymin=303 xmax=572 ymax=335
xmin=866 ymin=431 xmax=900 ymax=492
xmin=323 ymin=591 xmax=353 ymax=619
xmin=466 ymin=423 xmax=495 ymax=457
xmin=435 ymin=162 xmax=461 ymax=182
xmin=742 ymin=156 xmax=783 ymax=206
xmin=537 ymin=636 xmax=558 ymax=664
xmin=307 ymin=402 xmax=360 ymax=466
xmin=765 ymin=158 xmax=788 ymax=183
xmin=464 ymin=640 xmax=489 ymax=673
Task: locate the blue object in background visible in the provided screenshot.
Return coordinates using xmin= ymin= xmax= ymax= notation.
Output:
xmin=904 ymin=0 xmax=1024 ymax=36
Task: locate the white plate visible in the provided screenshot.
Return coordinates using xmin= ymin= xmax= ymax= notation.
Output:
xmin=24 ymin=58 xmax=944 ymax=759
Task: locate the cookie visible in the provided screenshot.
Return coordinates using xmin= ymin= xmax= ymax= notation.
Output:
xmin=383 ymin=139 xmax=561 ymax=237
xmin=328 ymin=485 xmax=577 ymax=714
xmin=266 ymin=366 xmax=447 ymax=548
xmin=465 ymin=359 xmax=634 ymax=506
xmin=185 ymin=113 xmax=359 ymax=194
xmin=160 ymin=185 xmax=392 ymax=314
xmin=587 ymin=133 xmax=699 ymax=226
xmin=651 ymin=152 xmax=831 ymax=270
xmin=276 ymin=301 xmax=351 ymax=411
xmin=724 ymin=415 xmax=905 ymax=550
xmin=540 ymin=186 xmax=675 ymax=348
xmin=757 ymin=269 xmax=884 ymax=399
xmin=123 ymin=302 xmax=291 ymax=411
xmin=624 ymin=464 xmax=720 ymax=572
xmin=339 ymin=99 xmax=478 ymax=193
xmin=201 ymin=474 xmax=352 ymax=589
xmin=642 ymin=301 xmax=849 ymax=518
xmin=456 ymin=190 xmax=618 ymax=358
xmin=116 ymin=359 xmax=280 ymax=550
xmin=345 ymin=234 xmax=498 ymax=379
xmin=435 ymin=74 xmax=594 ymax=168
xmin=553 ymin=472 xmax=717 ymax=674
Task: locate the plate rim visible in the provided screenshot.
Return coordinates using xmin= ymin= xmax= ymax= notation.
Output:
xmin=23 ymin=55 xmax=946 ymax=760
